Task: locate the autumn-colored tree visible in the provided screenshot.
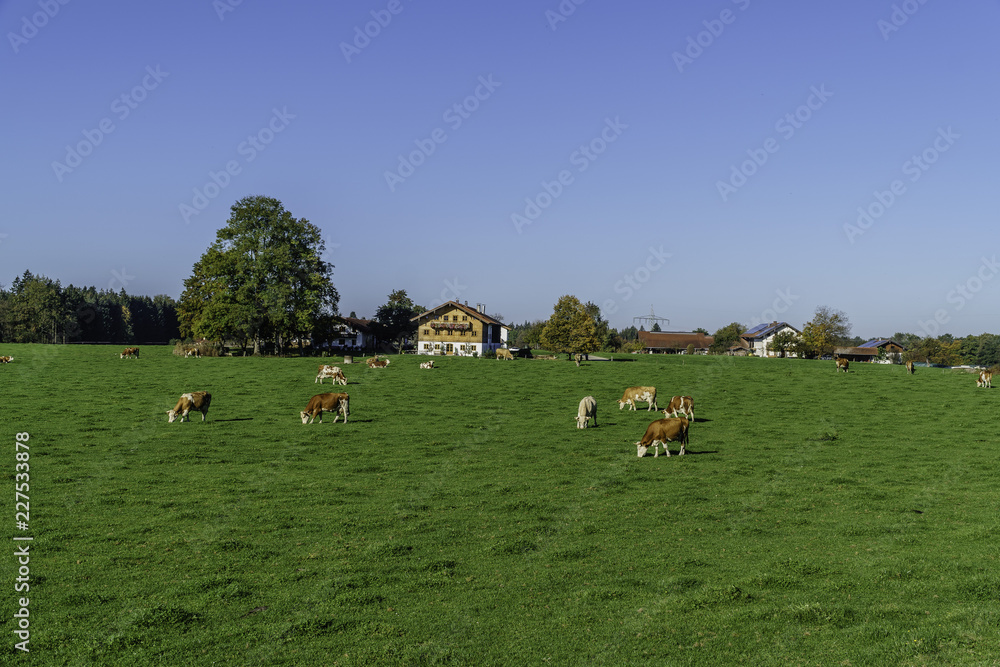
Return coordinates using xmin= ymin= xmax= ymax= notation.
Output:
xmin=541 ymin=295 xmax=600 ymax=357
xmin=800 ymin=306 xmax=852 ymax=357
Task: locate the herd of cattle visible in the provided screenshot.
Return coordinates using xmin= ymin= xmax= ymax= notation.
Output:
xmin=49 ymin=346 xmax=986 ymax=454
xmin=572 ymin=385 xmax=694 ymax=458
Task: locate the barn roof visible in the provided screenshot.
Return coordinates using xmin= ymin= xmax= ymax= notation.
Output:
xmin=637 ymin=330 xmax=714 ymax=349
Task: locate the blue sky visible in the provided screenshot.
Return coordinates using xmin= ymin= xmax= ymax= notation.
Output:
xmin=3 ymin=0 xmax=999 ymax=339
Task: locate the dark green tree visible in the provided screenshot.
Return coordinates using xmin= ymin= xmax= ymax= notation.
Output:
xmin=178 ymin=196 xmax=338 ymax=354
xmin=709 ymin=321 xmax=746 ymax=354
xmin=373 ymin=289 xmax=420 ymax=353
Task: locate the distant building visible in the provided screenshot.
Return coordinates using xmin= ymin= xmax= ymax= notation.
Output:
xmin=411 ymin=301 xmax=508 ymax=356
xmin=636 ymin=330 xmax=714 ymax=354
xmin=741 ymin=322 xmax=801 ymax=357
xmin=834 ymin=339 xmax=905 ymax=364
xmin=332 ymin=316 xmax=376 ymax=351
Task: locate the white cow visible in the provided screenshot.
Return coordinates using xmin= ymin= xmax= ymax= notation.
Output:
xmin=576 ymin=395 xmax=597 ymax=429
xmin=420 ymin=360 xmax=434 ymax=369
xmin=316 ymin=364 xmax=347 ymax=385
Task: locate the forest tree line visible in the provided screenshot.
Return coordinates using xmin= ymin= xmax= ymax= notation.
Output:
xmin=0 ymin=270 xmax=179 ymax=344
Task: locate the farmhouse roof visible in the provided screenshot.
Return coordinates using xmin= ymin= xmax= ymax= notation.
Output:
xmin=858 ymin=339 xmax=905 ymax=349
xmin=336 ymin=316 xmax=374 ymax=333
xmin=742 ymin=321 xmax=800 ymax=340
xmin=411 ymin=301 xmax=507 ymax=327
xmin=637 ymin=330 xmax=714 ymax=349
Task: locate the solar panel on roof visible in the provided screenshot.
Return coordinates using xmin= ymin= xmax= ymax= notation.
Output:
xmin=744 ymin=323 xmax=770 ymax=335
xmin=859 ymin=340 xmax=887 ymax=348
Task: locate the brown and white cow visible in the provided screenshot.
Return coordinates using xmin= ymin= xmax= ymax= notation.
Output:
xmin=978 ymin=370 xmax=992 ymax=388
xmin=663 ymin=395 xmax=694 ymax=422
xmin=368 ymin=358 xmax=390 ymax=368
xmin=636 ymin=417 xmax=689 ymax=457
xmin=121 ymin=347 xmax=139 ymax=359
xmin=315 ymin=364 xmax=347 ymax=385
xmin=835 ymin=358 xmax=849 ymax=373
xmin=905 ymin=360 xmax=915 ymax=374
xmin=0 ymin=356 xmax=12 ymax=363
xmin=576 ymin=395 xmax=597 ymax=429
xmin=618 ymin=386 xmax=657 ymax=411
xmin=419 ymin=360 xmax=434 ymax=370
xmin=496 ymin=348 xmax=514 ymax=361
xmin=167 ymin=391 xmax=211 ymax=423
xmin=300 ymin=392 xmax=350 ymax=424
xmin=184 ymin=347 xmax=202 ymax=358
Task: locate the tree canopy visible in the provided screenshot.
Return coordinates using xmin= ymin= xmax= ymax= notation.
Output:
xmin=800 ymin=306 xmax=852 ymax=358
xmin=178 ymin=195 xmax=338 ymax=354
xmin=540 ymin=295 xmax=601 ymax=356
xmin=373 ymin=289 xmax=422 ymax=352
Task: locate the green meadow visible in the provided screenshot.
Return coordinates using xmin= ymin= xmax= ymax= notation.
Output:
xmin=2 ymin=344 xmax=1000 ymax=665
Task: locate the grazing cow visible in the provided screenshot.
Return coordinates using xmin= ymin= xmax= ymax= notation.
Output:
xmin=167 ymin=391 xmax=211 ymax=423
xmin=663 ymin=395 xmax=694 ymax=422
xmin=978 ymin=370 xmax=992 ymax=388
xmin=420 ymin=360 xmax=434 ymax=369
xmin=120 ymin=347 xmax=139 ymax=359
xmin=315 ymin=364 xmax=347 ymax=385
xmin=300 ymin=392 xmax=350 ymax=424
xmin=636 ymin=417 xmax=689 ymax=457
xmin=0 ymin=356 xmax=12 ymax=363
xmin=184 ymin=347 xmax=201 ymax=358
xmin=835 ymin=358 xmax=849 ymax=373
xmin=576 ymin=395 xmax=597 ymax=429
xmin=905 ymin=360 xmax=915 ymax=375
xmin=368 ymin=358 xmax=390 ymax=368
xmin=496 ymin=348 xmax=514 ymax=361
xmin=618 ymin=386 xmax=657 ymax=411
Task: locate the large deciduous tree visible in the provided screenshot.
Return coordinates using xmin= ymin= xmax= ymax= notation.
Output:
xmin=540 ymin=295 xmax=600 ymax=357
xmin=178 ymin=195 xmax=339 ymax=355
xmin=800 ymin=306 xmax=852 ymax=358
xmin=709 ymin=322 xmax=746 ymax=354
xmin=373 ymin=289 xmax=421 ymax=353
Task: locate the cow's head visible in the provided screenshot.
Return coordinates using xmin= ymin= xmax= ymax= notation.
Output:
xmin=167 ymin=410 xmax=179 ymax=423
xmin=300 ymin=411 xmax=311 ymax=424
xmin=636 ymin=442 xmax=648 ymax=458
xmin=618 ymin=400 xmax=629 ymax=410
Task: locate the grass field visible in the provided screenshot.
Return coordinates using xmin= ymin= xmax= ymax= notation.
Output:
xmin=2 ymin=343 xmax=1000 ymax=665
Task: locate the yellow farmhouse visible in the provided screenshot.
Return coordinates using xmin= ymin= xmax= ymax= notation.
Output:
xmin=411 ymin=301 xmax=508 ymax=356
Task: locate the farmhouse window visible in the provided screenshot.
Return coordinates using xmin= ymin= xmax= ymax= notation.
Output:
xmin=443 ymin=315 xmax=449 ymax=322
xmin=424 ymin=329 xmax=429 ymax=335
xmin=445 ymin=344 xmax=453 ymax=352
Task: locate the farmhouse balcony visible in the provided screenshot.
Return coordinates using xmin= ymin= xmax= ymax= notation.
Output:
xmin=430 ymin=322 xmax=471 ymax=330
